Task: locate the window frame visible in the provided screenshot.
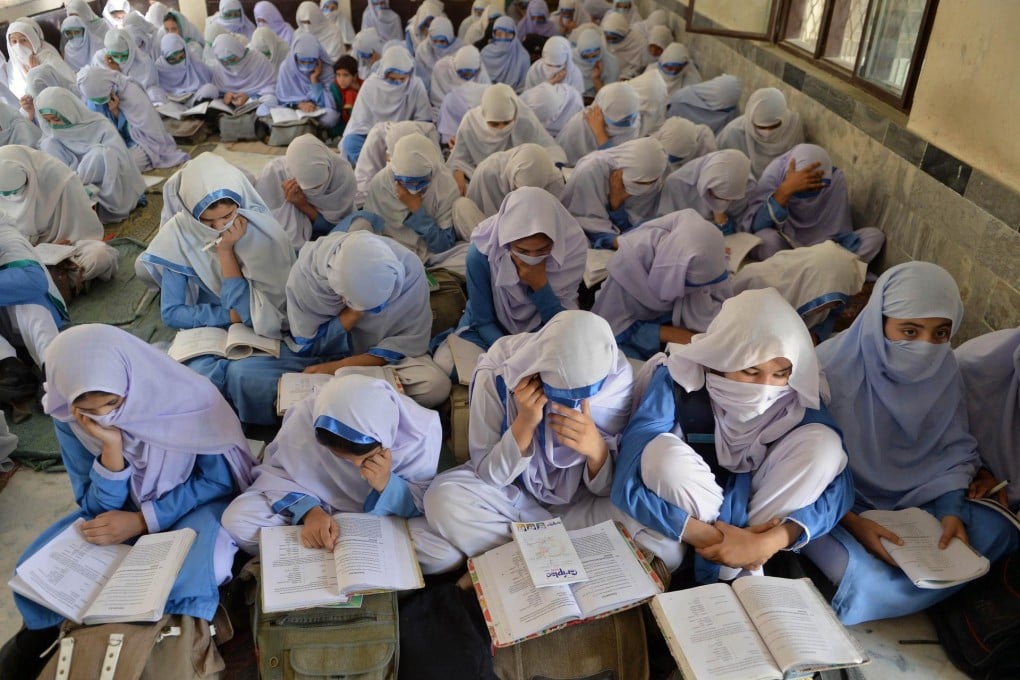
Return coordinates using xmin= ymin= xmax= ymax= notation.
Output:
xmin=683 ymin=0 xmax=940 ymax=112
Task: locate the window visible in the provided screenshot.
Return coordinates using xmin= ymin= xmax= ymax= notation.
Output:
xmin=684 ymin=0 xmax=938 ymax=110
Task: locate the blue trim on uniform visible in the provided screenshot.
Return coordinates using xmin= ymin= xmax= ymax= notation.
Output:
xmin=797 ymin=292 xmax=849 ymax=316
xmin=137 ymin=252 xmax=199 ymax=278
xmin=685 ymin=270 xmax=729 ymax=288
xmin=313 ymin=414 xmax=376 ymax=445
xmin=543 ymin=378 xmax=606 ymax=405
xmin=191 ymin=189 xmax=242 ymax=219
xmin=271 ymin=491 xmax=308 ymax=514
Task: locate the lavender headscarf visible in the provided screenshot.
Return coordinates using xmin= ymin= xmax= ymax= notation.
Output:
xmin=517 ymin=0 xmax=559 ymax=39
xmin=60 ymin=15 xmax=100 ymax=71
xmin=43 ymin=324 xmax=256 ymax=502
xmin=480 ymin=17 xmax=530 ymax=91
xmin=286 ymin=230 xmax=432 ymax=357
xmin=213 ymin=0 xmax=256 ymax=38
xmin=592 ymin=209 xmax=731 ymax=335
xmin=250 ymin=27 xmax=290 ymax=68
xmin=0 ymin=100 xmax=40 ymax=147
xmin=77 ymin=67 xmax=189 ymax=168
xmin=66 ymin=0 xmax=109 ymax=39
xmin=413 ymin=16 xmax=461 ymax=80
xmin=248 ymin=374 xmax=441 ymax=513
xmin=816 ymin=262 xmax=976 ymax=510
xmin=156 ymin=33 xmax=212 ymax=95
xmin=471 ymin=186 xmax=587 ymax=334
xmin=101 ymin=28 xmax=159 ymax=92
xmin=519 ymin=82 xmax=582 ymax=137
xmin=362 ymin=0 xmax=404 ymax=43
xmin=739 ymin=144 xmax=852 ymax=245
xmin=294 ymin=1 xmax=347 ymax=62
xmin=718 ymin=87 xmax=804 ymax=177
xmin=555 ymin=81 xmax=641 ymax=164
xmin=667 ymin=73 xmax=741 ymax=134
xmin=276 ymin=32 xmax=333 ymax=104
xmin=653 ymin=116 xmax=716 ymax=172
xmin=253 ymin=1 xmax=295 ymax=43
xmin=667 ymin=287 xmax=823 ymax=473
xmin=657 ymin=149 xmax=754 ymax=220
xmin=956 ymin=328 xmax=1020 ymax=508
xmin=473 ymin=310 xmax=631 ymax=505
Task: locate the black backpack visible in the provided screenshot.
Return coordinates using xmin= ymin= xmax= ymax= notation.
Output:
xmin=929 ymin=551 xmax=1020 ymax=679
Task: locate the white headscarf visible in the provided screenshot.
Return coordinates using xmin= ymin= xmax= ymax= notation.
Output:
xmin=0 ymin=100 xmax=40 ymax=147
xmin=466 ymin=143 xmax=565 ymax=217
xmin=473 ymin=310 xmax=631 ymax=504
xmin=572 ymin=27 xmax=619 ymax=97
xmin=249 ymin=26 xmax=290 ymax=68
xmin=720 ymin=87 xmax=804 ymax=177
xmin=655 ymin=42 xmax=700 ymax=94
xmin=61 ymin=15 xmax=101 ymax=71
xmin=139 ymin=153 xmax=296 ymax=338
xmin=626 ymin=66 xmax=668 ymax=136
xmin=429 ymin=45 xmax=490 ymax=113
xmin=555 ymin=81 xmax=640 ymax=164
xmin=209 ymin=33 xmax=278 ymax=98
xmin=254 ymin=134 xmax=356 ymax=249
xmin=363 ymin=132 xmax=460 ymax=261
xmin=0 ymin=144 xmax=104 ymax=246
xmin=447 ymin=82 xmax=565 ymax=175
xmin=213 ymin=0 xmax=256 ymax=38
xmin=6 ymin=19 xmax=76 ymax=98
xmin=294 ymin=0 xmax=348 ymax=61
xmin=657 ymin=148 xmax=754 ymax=219
xmin=342 ymin=45 xmax=431 ymax=138
xmin=601 ymin=11 xmax=646 ymax=78
xmin=524 ymin=36 xmax=584 ymax=94
xmin=653 ymin=117 xmax=717 ymax=171
xmin=519 ymin=82 xmax=583 ymax=137
xmin=667 ymin=287 xmax=823 ymax=473
xmin=103 ymin=27 xmax=159 ymax=92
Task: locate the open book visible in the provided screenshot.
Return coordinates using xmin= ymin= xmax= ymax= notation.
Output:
xmin=860 ymin=506 xmax=990 ymax=588
xmin=724 ymin=232 xmax=764 ymax=273
xmin=210 ymin=98 xmax=260 ymax=117
xmin=269 ymin=106 xmax=327 ymax=126
xmin=651 ymin=576 xmax=868 ymax=680
xmin=583 ymin=248 xmax=614 ymax=288
xmin=8 ymin=521 xmax=195 ymax=625
xmin=259 ymin=513 xmax=424 ymax=613
xmin=276 ymin=365 xmax=403 ymax=415
xmin=511 ymin=518 xmax=587 ymax=588
xmin=447 ymin=333 xmax=484 ymax=386
xmin=155 ymin=99 xmax=210 ymax=120
xmin=468 ymin=520 xmax=663 ymax=647
xmin=168 ymin=324 xmax=281 ymax=362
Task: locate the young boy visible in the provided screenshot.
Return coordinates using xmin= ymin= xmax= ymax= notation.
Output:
xmin=327 ymin=55 xmax=360 ymax=137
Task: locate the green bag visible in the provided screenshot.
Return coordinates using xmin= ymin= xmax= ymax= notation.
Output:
xmin=248 ymin=564 xmax=399 ymax=680
xmin=428 ymin=268 xmax=467 ymax=339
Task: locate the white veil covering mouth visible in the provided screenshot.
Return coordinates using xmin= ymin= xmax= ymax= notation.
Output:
xmin=139 ymin=153 xmax=296 ymax=339
xmin=666 ymin=287 xmax=824 ymax=473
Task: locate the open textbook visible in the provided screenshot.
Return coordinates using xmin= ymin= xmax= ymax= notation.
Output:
xmin=511 ymin=518 xmax=587 ymax=588
xmin=276 ymin=365 xmax=404 ymax=415
xmin=156 ymin=98 xmax=259 ymax=120
xmin=583 ymin=248 xmax=613 ymax=289
xmin=724 ymin=232 xmax=764 ymax=273
xmin=8 ymin=521 xmax=195 ymax=625
xmin=651 ymin=577 xmax=868 ymax=680
xmin=269 ymin=106 xmax=327 ymax=126
xmin=468 ymin=521 xmax=663 ymax=647
xmin=259 ymin=513 xmax=424 ymax=613
xmin=168 ymin=324 xmax=281 ymax=362
xmin=860 ymin=506 xmax=990 ymax=588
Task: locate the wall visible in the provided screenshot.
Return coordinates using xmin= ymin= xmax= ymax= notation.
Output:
xmin=664 ymin=9 xmax=1020 ymax=341
xmin=909 ymin=0 xmax=1020 ymax=192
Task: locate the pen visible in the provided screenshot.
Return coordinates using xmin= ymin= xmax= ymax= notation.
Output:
xmin=985 ymin=479 xmax=1009 ymax=499
xmin=202 ymin=237 xmax=223 ymax=252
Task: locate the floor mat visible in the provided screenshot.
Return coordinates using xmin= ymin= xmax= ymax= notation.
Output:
xmin=8 ymin=239 xmax=172 ymax=467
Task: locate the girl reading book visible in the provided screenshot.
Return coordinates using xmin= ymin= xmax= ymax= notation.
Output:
xmin=0 ymin=324 xmax=255 ymax=677
xmin=803 ymin=262 xmax=1020 ymax=624
xmin=222 ymin=374 xmax=461 ymax=573
xmin=138 ymin=153 xmax=316 ymax=426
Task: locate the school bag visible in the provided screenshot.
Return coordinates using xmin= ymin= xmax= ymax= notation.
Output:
xmin=428 ymin=268 xmax=467 ymax=339
xmin=928 ymin=550 xmax=1020 ymax=679
xmin=37 ymin=612 xmax=229 ymax=680
xmin=491 ymin=606 xmax=649 ymax=680
xmin=244 ymin=561 xmax=399 ymax=680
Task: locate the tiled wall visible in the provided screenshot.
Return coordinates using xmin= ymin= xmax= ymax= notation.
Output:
xmin=665 ymin=16 xmax=1020 ymax=341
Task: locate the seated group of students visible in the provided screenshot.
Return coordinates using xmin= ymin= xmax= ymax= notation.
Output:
xmin=1 ymin=1 xmax=1018 ymax=677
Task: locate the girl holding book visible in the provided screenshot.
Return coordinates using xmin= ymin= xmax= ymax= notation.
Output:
xmin=221 ymin=373 xmax=461 ymax=573
xmin=612 ymin=288 xmax=854 ymax=575
xmin=138 ymin=153 xmax=316 ymax=426
xmin=0 ymin=324 xmax=255 ymax=678
xmin=803 ymin=262 xmax=1020 ymax=624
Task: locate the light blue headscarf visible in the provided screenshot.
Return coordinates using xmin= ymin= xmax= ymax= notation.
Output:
xmin=816 ymin=261 xmax=977 ymax=511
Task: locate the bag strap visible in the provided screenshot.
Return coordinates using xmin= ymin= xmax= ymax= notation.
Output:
xmin=55 ymin=638 xmax=74 ymax=678
xmin=98 ymin=633 xmax=124 ymax=680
